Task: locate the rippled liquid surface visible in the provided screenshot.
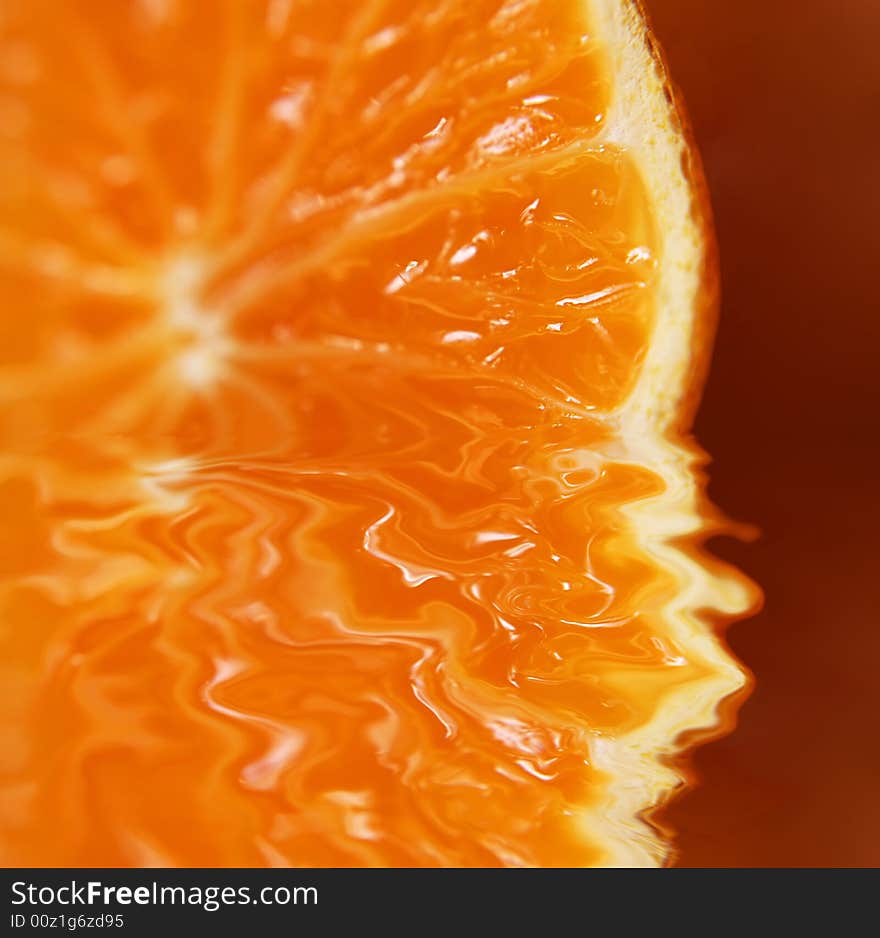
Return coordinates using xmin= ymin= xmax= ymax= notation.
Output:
xmin=0 ymin=0 xmax=738 ymax=866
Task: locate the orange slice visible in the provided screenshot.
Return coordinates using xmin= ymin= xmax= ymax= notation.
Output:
xmin=0 ymin=0 xmax=755 ymax=867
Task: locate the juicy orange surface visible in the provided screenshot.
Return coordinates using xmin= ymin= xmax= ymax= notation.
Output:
xmin=1 ymin=0 xmax=732 ymax=866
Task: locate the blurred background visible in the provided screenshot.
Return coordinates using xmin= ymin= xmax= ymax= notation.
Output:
xmin=644 ymin=0 xmax=880 ymax=866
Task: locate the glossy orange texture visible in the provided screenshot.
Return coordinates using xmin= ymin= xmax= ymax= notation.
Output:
xmin=1 ymin=0 xmax=734 ymax=866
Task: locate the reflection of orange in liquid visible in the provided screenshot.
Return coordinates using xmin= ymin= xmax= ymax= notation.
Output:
xmin=0 ymin=0 xmax=755 ymax=866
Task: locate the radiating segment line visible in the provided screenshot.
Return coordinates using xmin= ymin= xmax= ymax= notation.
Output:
xmin=210 ymin=0 xmax=393 ymax=274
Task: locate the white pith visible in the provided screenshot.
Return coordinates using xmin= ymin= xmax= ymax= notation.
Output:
xmin=580 ymin=0 xmax=753 ymax=867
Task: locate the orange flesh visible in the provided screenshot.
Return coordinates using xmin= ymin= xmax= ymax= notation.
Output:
xmin=1 ymin=0 xmax=724 ymax=866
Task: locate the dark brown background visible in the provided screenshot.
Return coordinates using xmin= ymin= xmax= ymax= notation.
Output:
xmin=643 ymin=0 xmax=880 ymax=866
